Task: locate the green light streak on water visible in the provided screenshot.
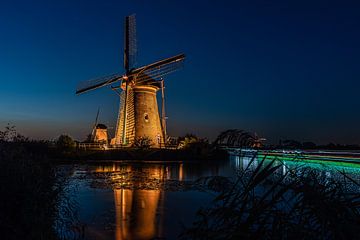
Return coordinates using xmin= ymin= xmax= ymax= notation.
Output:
xmin=257 ymin=153 xmax=360 ymax=173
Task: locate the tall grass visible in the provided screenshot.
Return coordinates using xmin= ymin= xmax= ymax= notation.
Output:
xmin=182 ymin=155 xmax=360 ymax=239
xmin=0 ymin=126 xmax=79 ymax=240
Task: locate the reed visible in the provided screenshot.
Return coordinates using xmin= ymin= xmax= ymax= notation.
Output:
xmin=182 ymin=155 xmax=360 ymax=239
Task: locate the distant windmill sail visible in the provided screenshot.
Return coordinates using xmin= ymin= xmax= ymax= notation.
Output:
xmin=91 ymin=108 xmax=100 ymax=141
xmin=94 ymin=108 xmax=100 ymax=127
xmin=76 ymin=14 xmax=185 ymax=147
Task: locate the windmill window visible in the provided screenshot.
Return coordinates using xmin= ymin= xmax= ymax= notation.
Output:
xmin=144 ymin=113 xmax=149 ymax=122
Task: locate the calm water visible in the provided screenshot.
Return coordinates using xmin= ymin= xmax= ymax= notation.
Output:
xmin=63 ymin=154 xmax=360 ymax=239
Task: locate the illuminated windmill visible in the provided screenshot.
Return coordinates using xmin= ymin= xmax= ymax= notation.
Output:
xmin=76 ymin=15 xmax=185 ymax=147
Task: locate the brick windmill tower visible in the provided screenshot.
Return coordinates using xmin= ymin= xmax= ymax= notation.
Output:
xmin=76 ymin=15 xmax=185 ymax=147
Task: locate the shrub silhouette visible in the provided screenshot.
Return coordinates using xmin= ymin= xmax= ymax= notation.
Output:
xmin=132 ymin=136 xmax=152 ymax=149
xmin=56 ymin=134 xmax=75 ymax=151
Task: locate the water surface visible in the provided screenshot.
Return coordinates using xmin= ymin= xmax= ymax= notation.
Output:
xmin=64 ymin=155 xmax=360 ymax=239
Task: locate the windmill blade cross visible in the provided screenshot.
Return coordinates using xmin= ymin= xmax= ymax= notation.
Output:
xmin=76 ymin=74 xmax=124 ymax=95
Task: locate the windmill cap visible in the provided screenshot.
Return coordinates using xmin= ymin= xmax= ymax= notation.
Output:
xmin=96 ymin=124 xmax=107 ymax=129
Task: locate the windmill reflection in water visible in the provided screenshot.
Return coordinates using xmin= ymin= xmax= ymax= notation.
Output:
xmin=94 ymin=163 xmax=184 ymax=239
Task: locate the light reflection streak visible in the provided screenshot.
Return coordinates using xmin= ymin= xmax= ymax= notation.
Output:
xmin=95 ymin=164 xmax=169 ymax=239
xmin=179 ymin=163 xmax=183 ymax=181
xmin=114 ymin=189 xmax=162 ymax=240
xmin=89 ymin=161 xmax=225 ymax=239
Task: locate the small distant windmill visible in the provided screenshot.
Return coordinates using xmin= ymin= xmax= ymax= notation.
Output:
xmin=76 ymin=15 xmax=185 ymax=147
xmin=90 ymin=108 xmax=108 ymax=143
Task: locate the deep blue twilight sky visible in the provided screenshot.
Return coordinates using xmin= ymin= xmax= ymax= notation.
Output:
xmin=1 ymin=0 xmax=360 ymax=144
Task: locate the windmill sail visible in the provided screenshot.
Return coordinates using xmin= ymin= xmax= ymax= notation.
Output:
xmin=132 ymin=54 xmax=185 ymax=84
xmin=121 ymin=14 xmax=137 ymax=144
xmin=160 ymin=80 xmax=167 ymax=141
xmin=76 ymin=74 xmax=123 ymax=95
xmin=124 ymin=14 xmax=137 ymax=72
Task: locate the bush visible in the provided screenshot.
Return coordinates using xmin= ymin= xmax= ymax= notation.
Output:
xmin=0 ymin=124 xmax=28 ymax=142
xmin=56 ymin=135 xmax=75 ymax=151
xmin=132 ymin=136 xmax=152 ymax=149
xmin=177 ymin=134 xmax=210 ymax=157
xmin=178 ymin=134 xmax=208 ymax=149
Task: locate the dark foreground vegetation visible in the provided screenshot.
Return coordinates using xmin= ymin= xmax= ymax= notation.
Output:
xmin=0 ymin=126 xmax=80 ymax=240
xmin=182 ymin=156 xmax=360 ymax=240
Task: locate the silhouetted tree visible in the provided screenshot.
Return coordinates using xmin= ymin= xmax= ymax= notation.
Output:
xmin=213 ymin=129 xmax=255 ymax=148
xmin=177 ymin=134 xmax=204 ymax=149
xmin=0 ymin=124 xmax=28 ymax=142
xmin=281 ymin=139 xmax=302 ymax=149
xmin=302 ymin=141 xmax=317 ymax=149
xmin=326 ymin=142 xmax=336 ymax=149
xmin=56 ymin=135 xmax=75 ymax=151
xmin=177 ymin=134 xmax=210 ymax=156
